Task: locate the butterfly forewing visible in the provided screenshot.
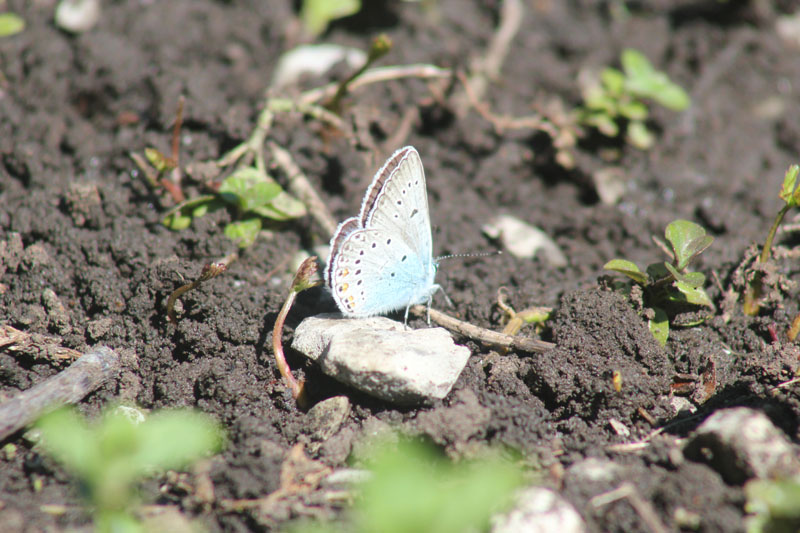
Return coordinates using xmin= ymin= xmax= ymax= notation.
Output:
xmin=362 ymin=147 xmax=432 ymax=263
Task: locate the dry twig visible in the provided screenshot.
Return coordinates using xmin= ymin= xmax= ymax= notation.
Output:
xmin=409 ymin=305 xmax=553 ymax=353
xmin=166 ymin=256 xmax=235 ymax=324
xmin=269 ymin=142 xmax=338 ymax=237
xmin=0 ymin=346 xmax=121 ymax=441
xmin=590 ymin=482 xmax=670 ymax=533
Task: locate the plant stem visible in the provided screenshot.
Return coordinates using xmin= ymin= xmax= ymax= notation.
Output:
xmin=759 ymin=204 xmax=791 ymax=264
xmin=272 ymin=257 xmax=321 ymax=406
xmin=744 ymin=204 xmax=792 ymax=316
xmin=326 ymin=34 xmax=392 ymax=113
xmin=272 ymin=285 xmax=305 ymax=402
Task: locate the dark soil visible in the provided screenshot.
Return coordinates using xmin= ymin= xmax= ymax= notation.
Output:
xmin=2 ymin=1 xmax=800 ymax=531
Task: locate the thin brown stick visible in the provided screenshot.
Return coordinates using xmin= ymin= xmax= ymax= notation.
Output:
xmin=0 ymin=346 xmax=121 ymax=441
xmin=452 ymin=0 xmax=523 ymax=116
xmin=272 ymin=257 xmax=321 ymax=405
xmin=589 ymin=483 xmax=670 ymax=533
xmin=166 ymin=96 xmax=186 ymax=202
xmin=269 ymin=142 xmax=339 ymax=237
xmin=409 ymin=305 xmax=554 ymax=353
xmin=298 ymin=64 xmax=451 ymax=107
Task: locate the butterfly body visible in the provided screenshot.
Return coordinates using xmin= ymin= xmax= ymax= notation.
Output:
xmin=326 ymin=146 xmax=440 ymax=320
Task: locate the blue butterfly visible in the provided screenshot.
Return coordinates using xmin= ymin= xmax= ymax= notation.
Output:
xmin=326 ymin=146 xmax=440 ymax=324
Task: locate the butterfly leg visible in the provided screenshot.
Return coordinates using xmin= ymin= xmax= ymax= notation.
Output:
xmin=426 ymin=295 xmax=432 ymax=325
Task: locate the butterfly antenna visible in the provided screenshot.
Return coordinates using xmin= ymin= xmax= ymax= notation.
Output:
xmin=435 ymin=250 xmax=502 ymax=262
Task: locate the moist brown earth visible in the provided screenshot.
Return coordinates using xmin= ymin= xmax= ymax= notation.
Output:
xmin=2 ymin=1 xmax=800 ymax=531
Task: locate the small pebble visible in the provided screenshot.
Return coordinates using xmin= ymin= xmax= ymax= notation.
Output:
xmin=292 ymin=315 xmax=471 ymax=405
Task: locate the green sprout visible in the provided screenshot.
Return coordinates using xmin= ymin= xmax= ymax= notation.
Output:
xmin=745 ymin=478 xmax=800 ymax=533
xmin=0 ymin=12 xmax=25 ymax=37
xmin=292 ymin=439 xmax=525 ymax=533
xmin=604 ymin=219 xmax=713 ymax=345
xmin=745 ymin=164 xmax=800 ymax=318
xmin=300 ymin=0 xmax=362 ymax=37
xmin=163 ymin=166 xmax=307 ymax=248
xmin=579 ymin=48 xmax=690 ymax=149
xmin=35 ymin=406 xmax=224 ymax=533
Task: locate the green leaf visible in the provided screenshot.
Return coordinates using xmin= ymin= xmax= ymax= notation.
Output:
xmin=646 ymin=261 xmax=670 ymax=281
xmin=144 ymin=148 xmax=173 ymax=173
xmin=780 ymin=164 xmax=800 ymax=205
xmin=300 ymin=0 xmax=361 ymax=37
xmin=219 ymin=167 xmax=284 ymax=213
xmin=626 ymin=120 xmax=654 ymax=149
xmin=674 ymin=281 xmax=713 ymax=308
xmin=244 ymin=182 xmax=282 ymax=212
xmin=665 ymin=220 xmax=713 ymax=270
xmin=745 ymin=479 xmax=800 ymax=520
xmin=35 ymin=408 xmax=98 ymax=479
xmin=618 ymin=100 xmax=648 ymax=121
xmin=162 ymin=195 xmax=218 ymax=230
xmin=358 ymin=440 xmax=523 ymax=533
xmin=621 ymin=49 xmax=654 ymax=80
xmin=224 ymin=218 xmax=262 ymax=248
xmin=164 ymin=212 xmax=192 ymax=230
xmin=251 ymin=191 xmax=308 ymax=221
xmin=583 ymin=90 xmax=616 ymax=115
xmin=649 ymin=82 xmax=690 ymax=111
xmin=604 ymin=259 xmax=648 ymax=285
xmin=662 ymin=262 xmax=704 ymax=287
xmin=219 ymin=167 xmax=265 ymax=206
xmin=663 ymin=261 xmax=682 ymax=281
xmin=0 ymin=12 xmax=25 ymax=37
xmin=134 ymin=410 xmax=223 ymax=471
xmin=600 ymin=68 xmax=625 ymax=95
xmin=681 ymin=271 xmax=706 ymax=288
xmin=649 ymin=307 xmax=669 ymax=346
xmin=620 ymin=49 xmax=689 ymax=111
xmin=587 ymin=112 xmax=620 ymax=137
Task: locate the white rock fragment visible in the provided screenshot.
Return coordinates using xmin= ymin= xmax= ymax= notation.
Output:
xmin=271 ymin=44 xmax=367 ymax=89
xmin=566 ymin=457 xmax=621 ymax=483
xmin=306 ymin=395 xmax=351 ymax=442
xmin=55 ymin=0 xmax=101 ymax=33
xmin=492 ymin=487 xmax=586 ymax=533
xmin=483 ymin=215 xmax=567 ymax=267
xmin=685 ymin=407 xmax=800 ymax=483
xmin=291 ymin=315 xmax=470 ymax=405
xmin=592 ymin=166 xmax=628 ymax=205
xmin=776 ymin=11 xmax=800 ymax=50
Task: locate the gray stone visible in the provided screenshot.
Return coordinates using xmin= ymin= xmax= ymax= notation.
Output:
xmin=492 ymin=487 xmax=586 ymax=533
xmin=307 ymin=396 xmax=351 ymax=443
xmin=482 ymin=215 xmax=567 ymax=267
xmin=684 ymin=407 xmax=800 ymax=483
xmin=292 ymin=315 xmax=471 ymax=405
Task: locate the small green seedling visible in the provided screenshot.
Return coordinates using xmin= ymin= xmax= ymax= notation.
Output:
xmin=745 ymin=477 xmax=800 ymax=533
xmin=745 ymin=164 xmax=800 ymax=318
xmin=0 ymin=12 xmax=25 ymax=37
xmin=579 ymin=48 xmax=690 ymax=149
xmin=292 ymin=439 xmax=525 ymax=533
xmin=163 ymin=166 xmax=307 ymax=248
xmin=301 ymin=0 xmax=361 ymax=37
xmin=35 ymin=406 xmax=224 ymax=533
xmin=604 ymin=219 xmax=713 ymax=345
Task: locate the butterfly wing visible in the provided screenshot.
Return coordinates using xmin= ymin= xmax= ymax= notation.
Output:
xmin=327 ymin=146 xmax=438 ymax=317
xmin=361 ymin=146 xmax=433 ymax=265
xmin=327 ymin=227 xmax=433 ymax=317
